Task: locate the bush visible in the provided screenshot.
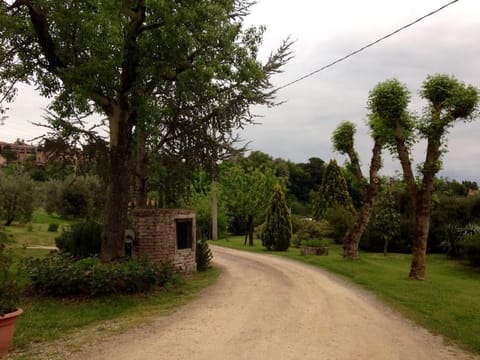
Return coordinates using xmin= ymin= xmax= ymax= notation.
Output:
xmin=196 ymin=240 xmax=213 ymax=271
xmin=300 ymin=238 xmax=332 ymax=248
xmin=293 ymin=219 xmax=332 ymax=248
xmin=463 ymin=232 xmax=480 ymax=267
xmin=290 ymin=215 xmax=305 ymax=234
xmin=0 ymin=246 xmax=21 ymax=315
xmin=429 ymin=195 xmax=480 ymax=252
xmin=21 ymin=254 xmax=175 ymax=297
xmin=323 ymin=206 xmax=355 ymax=244
xmin=48 ymin=223 xmax=59 ymax=232
xmin=44 ymin=175 xmax=106 ymax=219
xmin=55 ymin=220 xmax=102 ymax=258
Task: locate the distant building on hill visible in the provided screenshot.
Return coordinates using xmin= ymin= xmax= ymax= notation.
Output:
xmin=0 ymin=139 xmax=37 ymax=164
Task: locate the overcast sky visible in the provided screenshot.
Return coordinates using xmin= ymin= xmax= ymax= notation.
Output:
xmin=1 ymin=0 xmax=479 ymax=181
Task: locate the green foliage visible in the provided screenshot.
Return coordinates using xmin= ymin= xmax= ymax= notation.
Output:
xmin=294 ymin=219 xmax=332 ymax=248
xmin=323 ymin=206 xmax=356 ymax=244
xmin=0 ymin=171 xmax=35 ymax=225
xmin=420 ymin=74 xmax=479 ymax=122
xmin=55 ymin=220 xmax=102 ymax=258
xmin=47 ymin=223 xmax=59 ymax=232
xmin=196 ymin=240 xmax=213 ymax=272
xmin=439 ymin=223 xmax=480 ymax=262
xmin=261 ymin=184 xmax=292 ymax=251
xmin=312 ymin=159 xmax=354 ymax=220
xmin=0 ymin=246 xmax=20 ymax=315
xmin=187 ymin=189 xmax=228 ymax=241
xmin=367 ymin=79 xmax=413 ymax=150
xmin=430 ymin=194 xmax=480 ymax=252
xmin=362 ymin=185 xmax=401 ymax=253
xmin=21 ymin=254 xmax=175 ymax=297
xmin=332 ymin=121 xmax=356 ymax=155
xmin=45 ymin=175 xmax=106 ymax=219
xmin=287 ymin=157 xmax=325 ymax=205
xmin=220 ymin=162 xmax=278 ymax=237
xmin=463 ymin=231 xmax=480 ymax=267
xmin=367 ymin=79 xmax=411 ymax=128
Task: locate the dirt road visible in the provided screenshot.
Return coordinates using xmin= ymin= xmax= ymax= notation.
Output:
xmin=72 ymin=246 xmax=476 ymax=360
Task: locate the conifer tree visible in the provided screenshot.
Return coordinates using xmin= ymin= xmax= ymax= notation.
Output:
xmin=312 ymin=159 xmax=354 ymax=220
xmin=261 ymin=184 xmax=292 ymax=251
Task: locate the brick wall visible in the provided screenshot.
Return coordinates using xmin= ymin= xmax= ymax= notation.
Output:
xmin=132 ymin=209 xmax=197 ymax=273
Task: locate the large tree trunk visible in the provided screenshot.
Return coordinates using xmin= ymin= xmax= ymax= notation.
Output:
xmin=343 ymin=140 xmax=382 ymax=259
xmin=409 ymin=206 xmax=430 ymax=279
xmin=135 ymin=128 xmax=148 ymax=208
xmin=408 ymin=137 xmax=439 ymax=280
xmin=101 ymin=107 xmax=133 ymax=262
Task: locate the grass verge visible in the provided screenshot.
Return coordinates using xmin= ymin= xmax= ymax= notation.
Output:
xmin=211 ymin=236 xmax=480 ymax=354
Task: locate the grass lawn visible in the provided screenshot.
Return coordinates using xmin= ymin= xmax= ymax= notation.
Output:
xmin=211 ymin=236 xmax=480 ymax=354
xmin=1 ymin=209 xmax=75 ymax=248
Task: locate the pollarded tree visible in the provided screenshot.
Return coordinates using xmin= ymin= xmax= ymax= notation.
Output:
xmin=0 ymin=1 xmax=290 ymax=261
xmin=261 ymin=184 xmax=292 ymax=251
xmin=372 ymin=75 xmax=479 ymax=279
xmin=332 ymin=121 xmax=363 ymax=184
xmin=340 ymin=81 xmax=410 ymax=259
xmin=312 ymin=159 xmax=354 ymax=220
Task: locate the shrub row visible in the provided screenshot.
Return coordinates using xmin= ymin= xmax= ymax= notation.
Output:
xmin=21 ymin=254 xmax=175 ymax=297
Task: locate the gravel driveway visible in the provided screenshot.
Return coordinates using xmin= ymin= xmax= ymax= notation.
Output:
xmin=70 ymin=246 xmax=477 ymax=360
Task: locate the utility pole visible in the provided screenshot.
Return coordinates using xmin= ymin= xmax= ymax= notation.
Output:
xmin=211 ymin=126 xmax=218 ymax=241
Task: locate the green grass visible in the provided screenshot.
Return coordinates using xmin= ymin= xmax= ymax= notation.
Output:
xmin=211 ymin=236 xmax=480 ymax=354
xmin=30 ymin=210 xmax=73 ymax=225
xmin=2 ymin=210 xmax=75 ymax=248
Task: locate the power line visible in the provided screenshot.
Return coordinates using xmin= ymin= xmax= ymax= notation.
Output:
xmin=275 ymin=0 xmax=460 ymax=92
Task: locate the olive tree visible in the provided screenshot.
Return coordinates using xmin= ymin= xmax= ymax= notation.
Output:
xmin=0 ymin=172 xmax=34 ymax=225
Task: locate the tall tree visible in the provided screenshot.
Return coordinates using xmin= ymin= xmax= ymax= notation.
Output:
xmin=219 ymin=162 xmax=277 ymax=246
xmin=371 ymin=75 xmax=479 ymax=279
xmin=0 ymin=1 xmax=291 ymax=261
xmin=338 ymin=84 xmax=409 ymax=259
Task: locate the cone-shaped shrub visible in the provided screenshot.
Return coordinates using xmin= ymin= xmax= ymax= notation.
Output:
xmin=261 ymin=184 xmax=292 ymax=251
xmin=312 ymin=159 xmax=354 ymax=220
